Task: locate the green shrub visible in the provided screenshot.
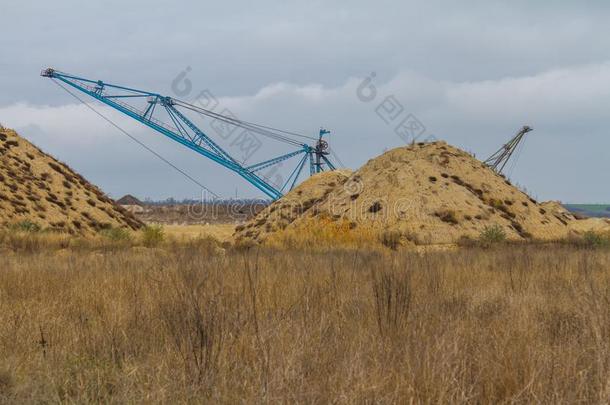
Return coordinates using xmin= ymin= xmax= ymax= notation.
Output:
xmin=10 ymin=220 xmax=41 ymax=233
xmin=142 ymin=224 xmax=164 ymax=247
xmin=479 ymin=224 xmax=506 ymax=246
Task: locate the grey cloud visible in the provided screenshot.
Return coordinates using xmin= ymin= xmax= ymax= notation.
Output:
xmin=1 ymin=1 xmax=609 ymax=202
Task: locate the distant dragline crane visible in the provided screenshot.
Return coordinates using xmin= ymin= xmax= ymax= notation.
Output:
xmin=41 ymin=68 xmax=336 ymax=200
xmin=484 ymin=126 xmax=533 ymax=174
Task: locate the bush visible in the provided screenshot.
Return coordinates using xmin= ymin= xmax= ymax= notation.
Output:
xmin=100 ymin=227 xmax=132 ymax=242
xmin=142 ymin=224 xmax=164 ymax=247
xmin=10 ymin=220 xmax=41 ymax=233
xmin=479 ymin=224 xmax=506 ymax=246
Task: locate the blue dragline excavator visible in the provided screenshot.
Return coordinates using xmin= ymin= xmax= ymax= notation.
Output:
xmin=41 ymin=68 xmax=336 ymax=200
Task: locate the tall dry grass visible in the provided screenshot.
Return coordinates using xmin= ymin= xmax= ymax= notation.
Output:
xmin=0 ymin=242 xmax=608 ymax=403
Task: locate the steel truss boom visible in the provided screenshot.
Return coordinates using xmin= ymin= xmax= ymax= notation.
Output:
xmin=41 ymin=68 xmax=336 ymax=200
xmin=484 ymin=126 xmax=533 ymax=174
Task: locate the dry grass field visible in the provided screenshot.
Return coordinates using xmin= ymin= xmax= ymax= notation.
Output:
xmin=163 ymin=224 xmax=236 ymax=243
xmin=0 ymin=231 xmax=608 ymax=403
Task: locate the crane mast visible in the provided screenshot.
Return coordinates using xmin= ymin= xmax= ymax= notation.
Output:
xmin=484 ymin=126 xmax=532 ymax=174
xmin=41 ymin=68 xmax=336 ymax=200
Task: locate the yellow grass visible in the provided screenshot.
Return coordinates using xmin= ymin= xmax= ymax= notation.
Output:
xmin=0 ymin=239 xmax=608 ymax=403
xmin=264 ymin=217 xmax=381 ymax=250
xmin=163 ymin=223 xmax=235 ymax=243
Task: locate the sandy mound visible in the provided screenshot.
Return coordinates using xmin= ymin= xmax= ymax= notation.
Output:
xmin=540 ymin=201 xmax=610 ymax=235
xmin=539 ymin=201 xmax=577 ymax=222
xmin=235 ymin=169 xmax=352 ymax=242
xmin=116 ymin=194 xmax=144 ymax=206
xmin=0 ymin=128 xmax=142 ymax=235
xmin=568 ymin=218 xmax=610 ymax=234
xmin=236 ymin=142 xmax=577 ymax=246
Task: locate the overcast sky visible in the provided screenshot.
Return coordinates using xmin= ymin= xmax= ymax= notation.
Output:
xmin=1 ymin=1 xmax=609 ymax=202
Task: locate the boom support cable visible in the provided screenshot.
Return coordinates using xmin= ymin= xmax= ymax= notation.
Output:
xmin=42 ymin=68 xmax=338 ymax=199
xmin=174 ymin=100 xmax=317 ymax=142
xmin=51 ymin=79 xmax=221 ymax=199
xmin=175 ymin=102 xmax=307 ymax=147
xmin=484 ymin=126 xmax=532 ymax=175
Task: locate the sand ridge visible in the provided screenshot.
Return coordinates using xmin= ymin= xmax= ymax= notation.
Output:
xmin=236 ymin=141 xmax=586 ymax=246
xmin=0 ymin=128 xmax=142 ymax=235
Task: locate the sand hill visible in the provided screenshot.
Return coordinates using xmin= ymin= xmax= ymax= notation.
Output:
xmin=235 ymin=169 xmax=352 ymax=242
xmin=0 ymin=128 xmax=142 ymax=235
xmin=116 ymin=194 xmax=144 ymax=206
xmin=236 ymin=141 xmax=584 ymax=246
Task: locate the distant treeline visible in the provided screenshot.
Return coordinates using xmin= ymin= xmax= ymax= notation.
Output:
xmin=565 ymin=204 xmax=610 ymax=218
